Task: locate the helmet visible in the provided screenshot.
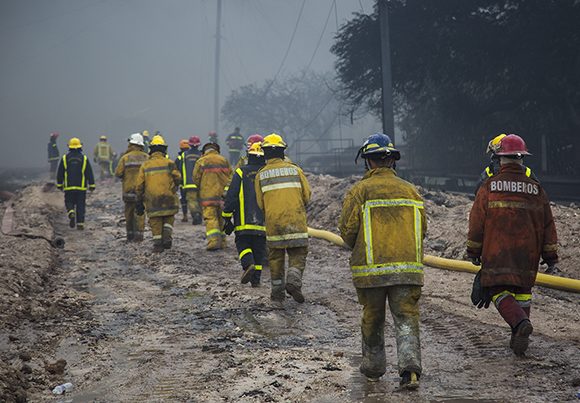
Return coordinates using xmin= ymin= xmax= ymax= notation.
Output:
xmin=50 ymin=132 xmax=59 ymax=138
xmin=357 ymin=133 xmax=400 ymax=162
xmin=261 ymin=133 xmax=287 ymax=148
xmin=179 ymin=139 xmax=190 ymax=150
xmin=202 ymin=142 xmax=220 ymax=153
xmin=150 ymin=135 xmax=167 ymax=146
xmin=68 ymin=137 xmax=82 ymax=149
xmin=486 ymin=133 xmax=507 ymax=154
xmin=248 ymin=142 xmax=264 ymax=156
xmin=142 ymin=130 xmax=150 ymax=138
xmin=208 ymin=131 xmax=217 ymax=138
xmin=99 ymin=135 xmax=107 ymax=141
xmin=246 ymin=134 xmax=263 ymax=148
xmin=495 ymin=134 xmax=531 ymax=157
xmin=188 ymin=136 xmax=201 ymax=147
xmin=128 ymin=133 xmax=144 ymax=146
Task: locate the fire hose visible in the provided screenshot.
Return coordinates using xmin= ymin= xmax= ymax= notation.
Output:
xmin=307 ymin=227 xmax=580 ymax=294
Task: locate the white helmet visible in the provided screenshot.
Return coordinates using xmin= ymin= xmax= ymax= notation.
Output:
xmin=128 ymin=133 xmax=144 ymax=146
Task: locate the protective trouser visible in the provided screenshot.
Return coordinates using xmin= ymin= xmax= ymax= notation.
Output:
xmin=490 ymin=286 xmax=532 ymax=329
xmin=149 ymin=215 xmax=175 ymax=249
xmin=185 ymin=190 xmax=201 ymax=218
xmin=356 ymin=285 xmax=422 ymax=379
xmin=268 ymin=246 xmax=307 ymax=301
xmin=228 ymin=150 xmax=241 ymax=166
xmin=202 ymin=205 xmax=225 ymax=250
xmin=49 ymin=160 xmax=58 ymax=178
xmin=64 ymin=190 xmax=86 ymax=228
xmin=124 ymin=201 xmax=145 ymax=241
xmin=98 ymin=161 xmax=111 ymax=179
xmin=180 ymin=188 xmax=188 ymax=216
xmin=235 ymin=234 xmax=267 ymax=285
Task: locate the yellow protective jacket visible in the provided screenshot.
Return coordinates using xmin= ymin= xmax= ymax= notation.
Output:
xmin=339 ymin=167 xmax=426 ymax=288
xmin=94 ymin=142 xmax=113 ymax=162
xmin=255 ymin=158 xmax=311 ymax=248
xmin=115 ymin=144 xmax=149 ymax=202
xmin=135 ymin=152 xmax=181 ymax=217
xmin=192 ymin=149 xmax=232 ymax=207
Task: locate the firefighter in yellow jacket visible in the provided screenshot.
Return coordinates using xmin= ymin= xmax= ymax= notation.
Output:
xmin=339 ymin=133 xmax=426 ymax=389
xmin=193 ymin=142 xmax=232 ymax=250
xmin=255 ymin=133 xmax=311 ymax=308
xmin=93 ymin=135 xmax=114 ymax=180
xmin=135 ymin=135 xmax=181 ymax=253
xmin=115 ymin=133 xmax=149 ymax=242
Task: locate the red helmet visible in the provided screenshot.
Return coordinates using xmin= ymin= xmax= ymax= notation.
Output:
xmin=496 ymin=134 xmax=531 ymax=156
xmin=246 ymin=134 xmax=263 ymax=148
xmin=50 ymin=132 xmax=59 ymax=138
xmin=188 ymin=136 xmax=201 ymax=147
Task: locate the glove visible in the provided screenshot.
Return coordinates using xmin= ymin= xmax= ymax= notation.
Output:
xmin=222 ymin=218 xmax=234 ymax=235
xmin=471 ymin=271 xmax=492 ymax=309
xmin=135 ymin=201 xmax=145 ymax=216
xmin=470 ymin=256 xmax=481 ymax=266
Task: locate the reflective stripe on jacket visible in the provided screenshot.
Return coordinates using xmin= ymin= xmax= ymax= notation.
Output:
xmin=115 ymin=145 xmax=149 ymax=201
xmin=475 ymin=157 xmax=537 ymax=195
xmin=56 ymin=150 xmax=95 ymax=191
xmin=192 ymin=149 xmax=232 ymax=206
xmin=48 ymin=141 xmax=60 ymax=161
xmin=255 ymin=158 xmax=311 ymax=248
xmin=135 ymin=152 xmax=181 ymax=217
xmin=175 ymin=148 xmax=201 ymax=190
xmin=339 ymin=167 xmax=426 ymax=288
xmin=226 ymin=133 xmax=245 ymax=151
xmin=467 ymin=163 xmax=558 ymax=288
xmin=94 ymin=143 xmax=113 ymax=162
xmin=223 ymin=160 xmax=266 ymax=236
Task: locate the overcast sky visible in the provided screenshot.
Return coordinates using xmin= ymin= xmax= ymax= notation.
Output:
xmin=0 ymin=0 xmax=377 ymax=167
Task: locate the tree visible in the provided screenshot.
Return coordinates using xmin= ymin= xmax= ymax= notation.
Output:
xmin=221 ymin=71 xmax=340 ymax=152
xmin=331 ymin=0 xmax=580 ymax=175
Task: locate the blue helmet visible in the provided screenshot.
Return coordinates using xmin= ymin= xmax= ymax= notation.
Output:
xmin=356 ymin=133 xmax=400 ymax=163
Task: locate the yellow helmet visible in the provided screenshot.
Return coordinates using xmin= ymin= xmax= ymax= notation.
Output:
xmin=99 ymin=135 xmax=107 ymax=141
xmin=261 ymin=133 xmax=287 ymax=148
xmin=68 ymin=137 xmax=82 ymax=149
xmin=486 ymin=133 xmax=506 ymax=154
xmin=150 ymin=134 xmax=167 ymax=146
xmin=248 ymin=141 xmax=264 ymax=156
xmin=142 ymin=130 xmax=149 ymax=137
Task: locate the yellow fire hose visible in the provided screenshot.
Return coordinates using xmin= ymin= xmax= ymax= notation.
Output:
xmin=307 ymin=227 xmax=580 ymax=294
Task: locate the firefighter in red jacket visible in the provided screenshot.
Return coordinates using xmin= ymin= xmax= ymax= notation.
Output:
xmin=467 ymin=134 xmax=558 ymax=356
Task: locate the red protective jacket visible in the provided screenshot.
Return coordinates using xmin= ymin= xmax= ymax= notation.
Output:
xmin=467 ymin=163 xmax=558 ymax=288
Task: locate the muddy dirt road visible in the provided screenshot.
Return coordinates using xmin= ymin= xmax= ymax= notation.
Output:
xmin=2 ymin=180 xmax=580 ymax=402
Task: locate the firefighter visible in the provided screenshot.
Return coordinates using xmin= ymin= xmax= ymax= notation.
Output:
xmin=223 ymin=141 xmax=267 ymax=287
xmin=225 ymin=127 xmax=245 ymax=166
xmin=475 ymin=133 xmax=538 ymax=195
xmin=208 ymin=130 xmax=219 ymax=145
xmin=56 ymin=137 xmax=96 ymax=230
xmin=339 ymin=133 xmax=425 ymax=389
xmin=234 ymin=134 xmax=263 ymax=170
xmin=135 ymin=135 xmax=181 ymax=253
xmin=93 ymin=135 xmax=114 ymax=180
xmin=115 ymin=133 xmax=149 ymax=241
xmin=47 ymin=132 xmax=60 ymax=180
xmin=255 ymin=133 xmax=311 ymax=308
xmin=193 ymin=142 xmax=232 ymax=250
xmin=468 ymin=134 xmax=558 ymax=357
xmin=183 ymin=136 xmax=203 ymax=224
xmin=175 ymin=139 xmax=191 ymax=222
xmin=142 ymin=130 xmax=150 ymax=153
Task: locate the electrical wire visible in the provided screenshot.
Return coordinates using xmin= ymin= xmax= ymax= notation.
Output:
xmin=304 ymin=0 xmax=335 ymax=72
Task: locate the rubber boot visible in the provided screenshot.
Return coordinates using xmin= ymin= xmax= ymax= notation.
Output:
xmin=181 ymin=214 xmax=188 ymax=223
xmin=511 ymin=319 xmax=533 ymax=356
xmin=76 ymin=222 xmax=84 ymax=231
xmin=360 ymin=341 xmax=386 ymax=381
xmin=400 ymin=371 xmax=420 ymax=390
xmin=162 ymin=225 xmax=173 ymax=250
xmin=220 ymin=236 xmax=227 ymax=249
xmin=285 ymin=267 xmax=305 ymax=303
xmin=207 ymin=237 xmax=221 ymax=251
xmin=153 ymin=239 xmax=164 ymax=253
xmin=251 ymin=270 xmax=262 ymax=288
xmin=68 ymin=210 xmax=76 ymax=228
xmin=271 ymin=278 xmax=285 ymax=309
xmin=127 ymin=231 xmax=134 ymax=241
xmin=191 ymin=212 xmax=202 ymax=225
xmin=241 ymin=264 xmax=255 ymax=284
xmin=133 ymin=232 xmax=144 ymax=242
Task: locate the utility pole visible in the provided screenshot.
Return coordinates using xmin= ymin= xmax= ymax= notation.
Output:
xmin=378 ymin=0 xmax=395 ymax=143
xmin=213 ymin=0 xmax=223 ymax=135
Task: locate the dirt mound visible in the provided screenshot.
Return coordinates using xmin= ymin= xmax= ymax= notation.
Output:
xmin=306 ymin=174 xmax=580 ymax=280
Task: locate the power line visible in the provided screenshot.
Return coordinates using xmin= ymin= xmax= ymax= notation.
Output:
xmin=304 ymin=0 xmax=335 ymax=72
xmin=262 ymin=0 xmax=306 ymax=95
